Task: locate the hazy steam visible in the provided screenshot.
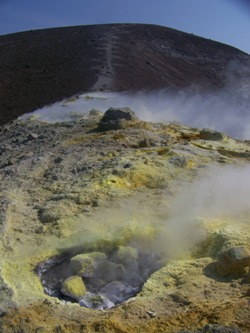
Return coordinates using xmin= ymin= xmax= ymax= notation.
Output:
xmin=21 ymin=59 xmax=250 ymax=139
xmin=158 ymin=164 xmax=250 ymax=258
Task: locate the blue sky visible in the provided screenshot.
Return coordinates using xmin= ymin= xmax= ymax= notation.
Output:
xmin=0 ymin=0 xmax=249 ymax=54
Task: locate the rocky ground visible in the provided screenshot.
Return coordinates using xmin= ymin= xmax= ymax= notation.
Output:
xmin=0 ymin=107 xmax=250 ymax=332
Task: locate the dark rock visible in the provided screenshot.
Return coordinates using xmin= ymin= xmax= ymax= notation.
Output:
xmin=101 ymin=107 xmax=136 ymax=122
xmin=217 ymin=246 xmax=250 ymax=277
xmin=200 ymin=128 xmax=226 ymax=141
xmin=98 ymin=107 xmax=136 ymax=131
xmin=54 ymin=156 xmax=63 ymax=163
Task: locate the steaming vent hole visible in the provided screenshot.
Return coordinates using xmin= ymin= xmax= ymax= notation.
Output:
xmin=36 ymin=245 xmax=165 ymax=310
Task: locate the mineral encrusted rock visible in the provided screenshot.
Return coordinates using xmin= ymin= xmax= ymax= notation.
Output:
xmin=61 ymin=276 xmax=86 ymax=301
xmin=70 ymin=252 xmax=107 ymax=276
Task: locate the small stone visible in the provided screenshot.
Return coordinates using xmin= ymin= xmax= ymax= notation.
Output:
xmin=27 ymin=133 xmax=39 ymax=140
xmin=79 ymin=292 xmax=114 ymax=310
xmin=146 ymin=310 xmax=156 ymax=318
xmin=61 ymin=276 xmax=86 ymax=301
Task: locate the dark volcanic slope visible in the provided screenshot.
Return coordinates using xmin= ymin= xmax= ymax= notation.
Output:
xmin=0 ymin=23 xmax=250 ymax=125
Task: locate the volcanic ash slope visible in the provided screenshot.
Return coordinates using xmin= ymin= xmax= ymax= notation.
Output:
xmin=0 ymin=109 xmax=250 ymax=332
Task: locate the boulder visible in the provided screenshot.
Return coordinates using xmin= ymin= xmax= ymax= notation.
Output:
xmin=94 ymin=260 xmax=120 ymax=284
xmin=101 ymin=107 xmax=136 ymax=121
xmin=217 ymin=246 xmax=250 ymax=277
xmin=70 ymin=252 xmax=107 ymax=277
xmin=100 ymin=281 xmax=127 ymax=303
xmin=61 ymin=276 xmax=86 ymax=301
xmin=98 ymin=107 xmax=136 ymax=131
xmin=199 ymin=128 xmax=226 ymax=141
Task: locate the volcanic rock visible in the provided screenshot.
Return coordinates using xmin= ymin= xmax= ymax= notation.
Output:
xmin=100 ymin=280 xmax=129 ymax=304
xmin=70 ymin=252 xmax=107 ymax=277
xmin=200 ymin=128 xmax=226 ymax=141
xmin=217 ymin=246 xmax=250 ymax=277
xmin=101 ymin=107 xmax=136 ymax=122
xmin=61 ymin=276 xmax=86 ymax=301
xmin=79 ymin=292 xmax=114 ymax=310
xmin=98 ymin=107 xmax=136 ymax=131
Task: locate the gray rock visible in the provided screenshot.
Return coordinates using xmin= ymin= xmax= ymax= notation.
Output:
xmin=94 ymin=260 xmax=120 ymax=283
xmin=217 ymin=246 xmax=250 ymax=277
xmin=79 ymin=292 xmax=115 ymax=310
xmin=100 ymin=281 xmax=127 ymax=303
xmin=100 ymin=280 xmax=139 ymax=304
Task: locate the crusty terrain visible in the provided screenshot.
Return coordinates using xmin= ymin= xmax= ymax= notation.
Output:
xmin=0 ymin=107 xmax=250 ymax=332
xmin=0 ymin=23 xmax=250 ymax=125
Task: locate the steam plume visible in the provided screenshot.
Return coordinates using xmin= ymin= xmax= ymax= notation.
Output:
xmin=23 ymin=59 xmax=250 ymax=139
